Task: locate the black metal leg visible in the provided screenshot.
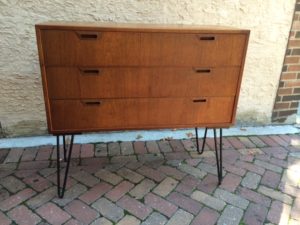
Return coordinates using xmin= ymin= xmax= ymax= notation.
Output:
xmin=195 ymin=127 xmax=223 ymax=185
xmin=213 ymin=128 xmax=223 ymax=185
xmin=56 ymin=134 xmax=74 ymax=198
xmin=195 ymin=127 xmax=207 ymax=154
xmin=63 ymin=135 xmax=67 ymax=162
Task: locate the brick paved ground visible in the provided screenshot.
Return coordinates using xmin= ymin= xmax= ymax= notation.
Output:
xmin=0 ymin=134 xmax=300 ymax=225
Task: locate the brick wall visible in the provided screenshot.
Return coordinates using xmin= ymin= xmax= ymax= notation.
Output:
xmin=272 ymin=1 xmax=300 ymax=123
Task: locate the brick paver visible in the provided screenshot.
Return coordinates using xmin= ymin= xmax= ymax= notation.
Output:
xmin=65 ymin=200 xmax=99 ymax=224
xmin=36 ymin=202 xmax=71 ymax=224
xmin=0 ymin=134 xmax=300 ymax=225
xmin=7 ymin=205 xmax=41 ymax=225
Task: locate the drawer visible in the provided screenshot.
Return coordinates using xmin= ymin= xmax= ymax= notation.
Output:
xmin=50 ymin=97 xmax=234 ymax=132
xmin=41 ymin=30 xmax=140 ymax=66
xmin=46 ymin=67 xmax=240 ymax=99
xmin=141 ymin=33 xmax=247 ymax=66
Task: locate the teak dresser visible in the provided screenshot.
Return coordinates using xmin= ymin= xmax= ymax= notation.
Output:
xmin=36 ymin=22 xmax=250 ymax=197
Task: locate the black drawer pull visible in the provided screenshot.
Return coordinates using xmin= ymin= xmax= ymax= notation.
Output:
xmin=80 ymin=68 xmax=101 ymax=75
xmin=193 ymin=99 xmax=207 ymax=103
xmin=194 ymin=68 xmax=211 ymax=73
xmin=199 ymin=36 xmax=215 ymax=41
xmin=76 ymin=31 xmax=100 ymax=40
xmin=82 ymin=100 xmax=101 ymax=106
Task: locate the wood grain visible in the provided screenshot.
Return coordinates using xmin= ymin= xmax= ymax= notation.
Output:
xmin=50 ymin=97 xmax=235 ymax=132
xmin=35 ymin=22 xmax=250 ymax=134
xmin=46 ymin=66 xmax=240 ymax=99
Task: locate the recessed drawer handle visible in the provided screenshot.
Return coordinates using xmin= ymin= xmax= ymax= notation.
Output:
xmin=76 ymin=31 xmax=100 ymax=40
xmin=199 ymin=36 xmax=215 ymax=41
xmin=79 ymin=68 xmax=101 ymax=75
xmin=193 ymin=99 xmax=207 ymax=103
xmin=82 ymin=100 xmax=101 ymax=106
xmin=194 ymin=68 xmax=211 ymax=73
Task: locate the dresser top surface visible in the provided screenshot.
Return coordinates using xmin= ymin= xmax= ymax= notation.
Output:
xmin=36 ymin=21 xmax=250 ymax=33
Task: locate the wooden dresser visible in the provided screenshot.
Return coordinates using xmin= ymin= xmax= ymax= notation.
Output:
xmin=36 ymin=22 xmax=249 ymax=135
xmin=36 ymin=22 xmax=249 ymax=197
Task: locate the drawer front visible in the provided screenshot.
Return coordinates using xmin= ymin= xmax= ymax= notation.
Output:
xmin=50 ymin=97 xmax=234 ymax=131
xmin=41 ymin=30 xmax=140 ymax=66
xmin=46 ymin=67 xmax=240 ymax=99
xmin=141 ymin=33 xmax=247 ymax=66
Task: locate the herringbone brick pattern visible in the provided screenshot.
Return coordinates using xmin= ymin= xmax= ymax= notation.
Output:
xmin=0 ymin=134 xmax=300 ymax=225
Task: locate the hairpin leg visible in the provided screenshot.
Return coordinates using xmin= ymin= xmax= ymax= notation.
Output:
xmin=213 ymin=128 xmax=223 ymax=184
xmin=195 ymin=127 xmax=223 ymax=184
xmin=195 ymin=127 xmax=207 ymax=154
xmin=56 ymin=134 xmax=74 ymax=198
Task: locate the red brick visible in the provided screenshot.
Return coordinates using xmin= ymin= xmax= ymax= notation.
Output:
xmin=284 ymin=80 xmax=300 ymax=87
xmin=65 ymin=200 xmax=99 ymax=224
xmin=221 ymin=138 xmax=234 ymax=150
xmin=278 ymin=134 xmax=292 ymax=144
xmin=133 ymin=141 xmax=147 ymax=154
xmin=157 ymin=140 xmax=173 ymax=152
xmin=197 ymin=174 xmax=218 ymax=194
xmin=191 ymin=207 xmax=219 ymax=225
xmin=165 ymin=152 xmax=190 ymax=160
xmin=169 ymin=140 xmax=185 ymax=152
xmin=235 ymin=160 xmax=265 ymax=175
xmin=0 ymin=188 xmax=36 ymax=211
xmin=71 ymin=144 xmax=81 ymax=159
xmin=145 ymin=193 xmax=178 ymax=217
xmin=182 ymin=139 xmax=197 ymax=151
xmin=220 ymin=173 xmax=242 ymax=192
xmin=79 ymin=182 xmax=112 ymax=204
xmin=259 ymin=136 xmax=281 ymax=147
xmin=185 ymin=158 xmax=202 ymax=167
xmin=0 ymin=149 xmax=9 ymax=164
xmin=270 ymin=157 xmax=288 ymax=169
xmin=223 ymin=162 xmax=246 ymax=176
xmin=274 ymin=102 xmax=290 ymax=110
xmin=277 ymin=87 xmax=293 ymax=95
xmin=35 ymin=145 xmax=52 ymax=160
xmin=18 ymin=161 xmax=49 ymax=170
xmin=64 ymin=219 xmax=82 ymax=225
xmin=21 ymin=148 xmax=38 ymax=161
xmin=146 ymin=141 xmax=160 ymax=153
xmin=23 ymin=174 xmax=52 ymax=192
xmin=167 ymin=192 xmax=202 ymax=215
xmin=269 ymin=135 xmax=289 ymax=147
xmin=158 ymin=165 xmax=186 ymax=180
xmin=291 ymin=198 xmax=300 ymax=221
xmin=288 ymin=40 xmax=300 ymax=47
xmin=227 ymin=137 xmax=246 ymax=149
xmin=80 ymin=144 xmax=94 ymax=158
xmin=176 ymin=175 xmax=200 ymax=195
xmin=267 ymin=200 xmax=291 ymax=224
xmin=284 ymin=57 xmax=299 ymax=64
xmin=261 ymin=170 xmax=281 ymax=189
xmin=237 ymin=187 xmax=271 ymax=207
xmin=238 ymin=137 xmax=256 ymax=148
xmin=243 ymin=203 xmax=268 ymax=225
xmin=36 ymin=202 xmax=71 ymax=224
xmin=249 ymin=137 xmax=267 ymax=148
xmin=278 ymin=183 xmax=300 ymax=198
xmin=117 ymin=195 xmax=152 ymax=220
xmin=223 ymin=149 xmax=240 ymax=164
xmin=4 ymin=148 xmax=24 ymax=163
xmin=261 ymin=146 xmax=288 ymax=160
xmin=105 ymin=180 xmax=134 ymax=202
xmin=288 ymin=65 xmax=300 ymax=71
xmin=0 ymin=211 xmax=11 ymax=225
xmin=137 ymin=166 xmax=166 ymax=182
xmin=14 ymin=169 xmax=37 ymax=179
xmin=7 ymin=205 xmax=41 ymax=225
xmin=205 ymin=137 xmax=216 ymax=150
